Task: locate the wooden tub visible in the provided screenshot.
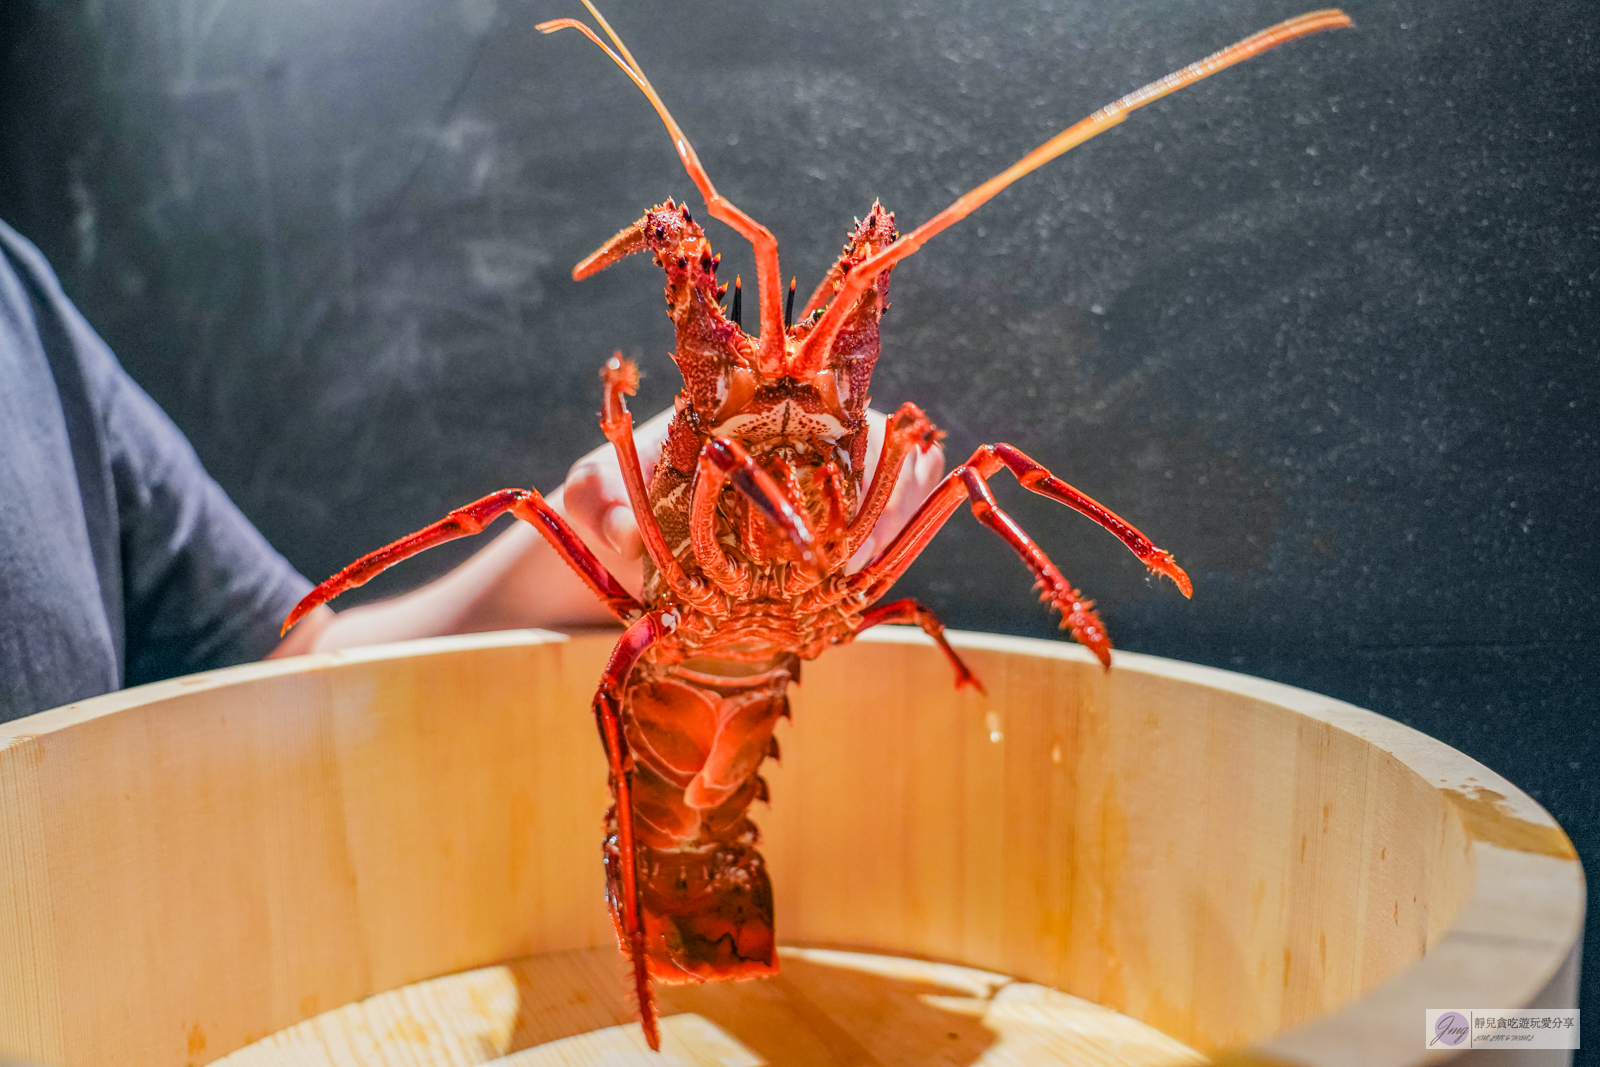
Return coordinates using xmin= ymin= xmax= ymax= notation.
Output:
xmin=0 ymin=629 xmax=1582 ymax=1066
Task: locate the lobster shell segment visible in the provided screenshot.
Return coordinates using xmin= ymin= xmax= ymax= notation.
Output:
xmin=604 ymin=662 xmax=792 ymax=983
xmin=605 ymin=826 xmax=778 ymax=982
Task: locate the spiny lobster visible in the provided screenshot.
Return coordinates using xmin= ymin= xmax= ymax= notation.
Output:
xmin=283 ymin=3 xmax=1351 ymax=1050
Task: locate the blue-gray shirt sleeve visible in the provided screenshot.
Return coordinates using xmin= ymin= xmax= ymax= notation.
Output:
xmin=0 ymin=222 xmax=310 ymax=703
xmin=100 ymin=341 xmax=313 ymax=686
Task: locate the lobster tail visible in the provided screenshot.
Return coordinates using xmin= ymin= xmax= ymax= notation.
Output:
xmin=606 ymin=662 xmax=794 ymax=984
xmin=607 ymin=826 xmax=778 ymax=982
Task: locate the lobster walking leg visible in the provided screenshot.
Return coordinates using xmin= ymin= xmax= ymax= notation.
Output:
xmin=691 ymin=437 xmax=817 ymax=592
xmin=594 ymin=609 xmax=677 ymax=1052
xmin=282 ymin=487 xmax=642 ymax=633
xmin=598 ymin=355 xmax=721 ymax=612
xmin=990 ymin=444 xmax=1192 ymax=595
xmin=858 ymin=598 xmax=983 ymax=693
xmin=851 ymin=442 xmax=1190 ymax=665
xmin=852 ymin=449 xmax=1140 ymax=667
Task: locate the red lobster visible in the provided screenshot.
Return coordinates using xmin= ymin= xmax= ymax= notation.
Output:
xmin=284 ymin=3 xmax=1350 ymax=1050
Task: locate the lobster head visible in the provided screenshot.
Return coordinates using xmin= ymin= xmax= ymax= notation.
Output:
xmin=575 ymin=199 xmax=899 ymax=475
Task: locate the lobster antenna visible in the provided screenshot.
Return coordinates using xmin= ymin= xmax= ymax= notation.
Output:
xmin=796 ymin=9 xmax=1353 ymax=373
xmin=539 ymin=4 xmax=790 ymax=372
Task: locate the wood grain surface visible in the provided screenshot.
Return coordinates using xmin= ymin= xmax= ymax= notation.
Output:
xmin=214 ymin=945 xmax=1207 ymax=1067
xmin=0 ymin=629 xmax=1582 ymax=1067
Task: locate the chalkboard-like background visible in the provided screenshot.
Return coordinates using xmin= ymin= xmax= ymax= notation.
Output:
xmin=3 ymin=0 xmax=1595 ymax=1044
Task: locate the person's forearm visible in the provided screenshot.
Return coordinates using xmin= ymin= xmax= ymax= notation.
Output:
xmin=269 ymin=487 xmax=637 ymax=658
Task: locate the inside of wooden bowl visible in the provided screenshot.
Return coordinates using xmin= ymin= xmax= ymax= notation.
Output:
xmin=768 ymin=630 xmax=1480 ymax=1053
xmin=0 ymin=629 xmax=1580 ymax=1066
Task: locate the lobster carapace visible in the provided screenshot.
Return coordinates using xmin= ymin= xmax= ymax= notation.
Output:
xmin=284 ymin=3 xmax=1351 ymax=1049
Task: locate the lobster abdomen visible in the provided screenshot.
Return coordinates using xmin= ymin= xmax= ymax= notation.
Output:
xmin=605 ymin=660 xmax=794 ymax=981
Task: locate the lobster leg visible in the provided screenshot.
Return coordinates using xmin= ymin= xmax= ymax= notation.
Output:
xmin=690 ymin=437 xmax=818 ymax=593
xmin=594 ymin=609 xmax=678 ymax=1052
xmin=598 ymin=355 xmax=724 ymax=613
xmin=853 ymin=442 xmax=1191 ymax=607
xmin=989 ymin=444 xmax=1192 ymax=595
xmin=281 ymin=487 xmax=642 ymax=634
xmin=858 ymin=598 xmax=983 ymax=693
xmin=850 ymin=445 xmax=1184 ymax=667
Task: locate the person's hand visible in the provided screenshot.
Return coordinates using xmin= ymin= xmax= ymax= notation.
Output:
xmin=560 ymin=407 xmax=946 ymax=572
xmin=846 ymin=409 xmax=945 ymax=572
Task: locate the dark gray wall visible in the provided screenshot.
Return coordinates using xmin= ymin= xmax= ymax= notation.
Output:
xmin=3 ymin=0 xmax=1596 ymax=1042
